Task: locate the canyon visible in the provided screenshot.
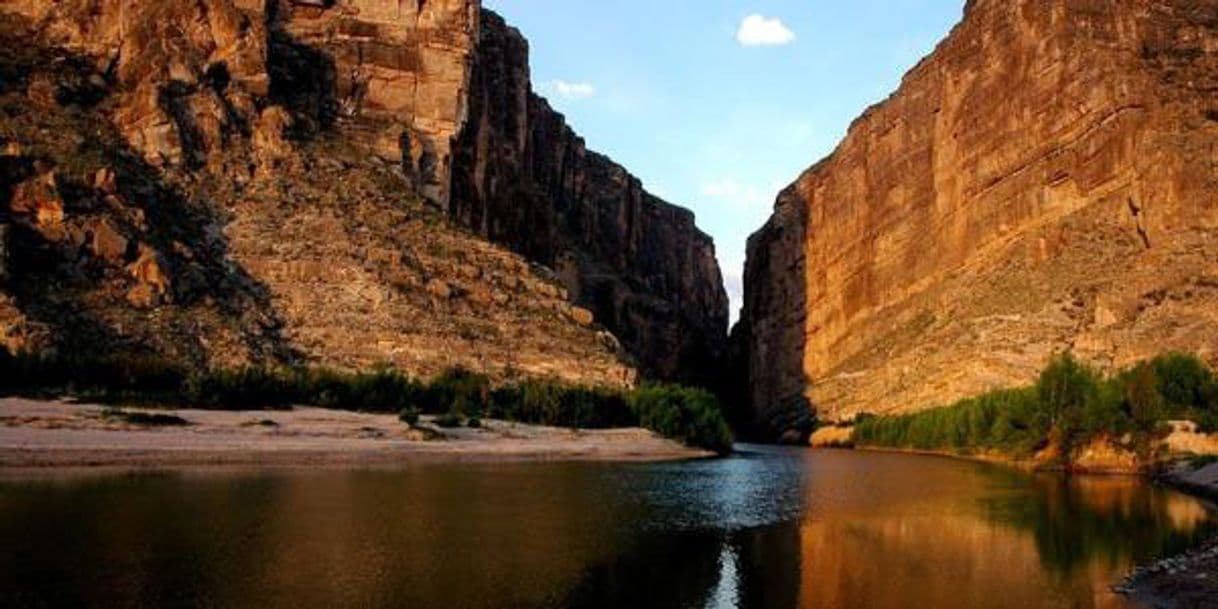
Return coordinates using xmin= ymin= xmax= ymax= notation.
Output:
xmin=739 ymin=0 xmax=1218 ymax=435
xmin=0 ymin=0 xmax=727 ymax=387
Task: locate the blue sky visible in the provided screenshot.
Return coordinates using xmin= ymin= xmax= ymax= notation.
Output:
xmin=483 ymin=1 xmax=966 ymax=321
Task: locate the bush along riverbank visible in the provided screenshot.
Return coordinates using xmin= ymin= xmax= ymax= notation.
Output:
xmin=851 ymin=352 xmax=1218 ymax=472
xmin=0 ymin=350 xmax=734 ymax=455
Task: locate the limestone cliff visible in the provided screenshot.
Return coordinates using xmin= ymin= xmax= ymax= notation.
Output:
xmin=740 ymin=0 xmax=1218 ymax=432
xmin=0 ymin=0 xmax=727 ymax=387
xmin=450 ymin=12 xmax=729 ymax=384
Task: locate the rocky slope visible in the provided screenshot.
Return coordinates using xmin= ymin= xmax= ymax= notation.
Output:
xmin=0 ymin=1 xmax=726 ymax=387
xmin=740 ymin=0 xmax=1218 ymax=433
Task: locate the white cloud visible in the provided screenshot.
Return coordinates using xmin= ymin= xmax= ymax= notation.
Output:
xmin=736 ymin=14 xmax=796 ymax=47
xmin=545 ymin=79 xmax=596 ymax=100
xmin=700 ymin=179 xmax=772 ymax=209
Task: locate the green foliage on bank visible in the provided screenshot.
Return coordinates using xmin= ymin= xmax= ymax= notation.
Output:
xmin=628 ymin=385 xmax=735 ymax=455
xmin=0 ymin=348 xmax=735 ymax=453
xmin=853 ymin=353 xmax=1218 ymax=460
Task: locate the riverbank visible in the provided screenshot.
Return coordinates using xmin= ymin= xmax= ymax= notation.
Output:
xmin=0 ymin=398 xmax=711 ymax=469
xmin=1115 ymin=461 xmax=1218 ymax=609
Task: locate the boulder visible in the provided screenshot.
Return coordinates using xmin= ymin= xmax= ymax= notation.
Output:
xmin=569 ymin=306 xmax=595 ymax=327
xmin=126 ymin=246 xmax=172 ymax=307
xmin=426 ymin=279 xmax=452 ymax=300
xmin=88 ymin=219 xmax=129 ymax=263
xmin=9 ymin=172 xmax=66 ymax=236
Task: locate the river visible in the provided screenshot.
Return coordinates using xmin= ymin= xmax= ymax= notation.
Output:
xmin=1 ymin=446 xmax=1213 ymax=609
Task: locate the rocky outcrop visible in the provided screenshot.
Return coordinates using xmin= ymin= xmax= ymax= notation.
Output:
xmin=267 ymin=0 xmax=478 ymax=202
xmin=0 ymin=1 xmax=725 ymax=387
xmin=451 ymin=11 xmax=729 ymax=384
xmin=740 ymin=0 xmax=1218 ymax=431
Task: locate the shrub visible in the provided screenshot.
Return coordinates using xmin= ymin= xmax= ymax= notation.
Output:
xmin=289 ymin=367 xmax=421 ymax=413
xmin=426 ymin=368 xmax=490 ymax=417
xmin=398 ymin=407 xmax=420 ymax=427
xmin=628 ymin=385 xmax=734 ymax=454
xmin=1152 ymin=352 xmax=1215 ymax=410
xmin=467 ymin=417 xmax=482 ymax=429
xmin=1123 ymin=364 xmax=1166 ymax=433
xmin=434 ymin=412 xmax=463 ymax=428
xmin=854 ymin=351 xmax=1218 ymax=462
xmin=186 ymin=367 xmax=292 ymax=411
xmin=102 ymin=408 xmax=190 ymax=427
xmin=1037 ymin=354 xmax=1101 ymax=445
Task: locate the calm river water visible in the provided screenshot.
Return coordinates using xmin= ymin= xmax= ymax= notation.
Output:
xmin=1 ymin=446 xmax=1214 ymax=609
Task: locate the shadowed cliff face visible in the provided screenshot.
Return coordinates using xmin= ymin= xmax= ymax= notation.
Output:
xmin=0 ymin=1 xmax=651 ymax=387
xmin=451 ymin=10 xmax=729 ymax=385
xmin=740 ymin=0 xmax=1218 ymax=431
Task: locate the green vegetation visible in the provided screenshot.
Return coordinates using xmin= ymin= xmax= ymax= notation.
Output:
xmin=0 ymin=348 xmax=735 ymax=453
xmin=398 ymin=407 xmax=421 ymax=427
xmin=853 ymin=352 xmax=1218 ymax=462
xmin=433 ymin=412 xmax=463 ymax=428
xmin=629 ymin=385 xmax=735 ymax=455
xmin=101 ymin=408 xmax=190 ymax=427
xmin=488 ymin=380 xmax=635 ymax=429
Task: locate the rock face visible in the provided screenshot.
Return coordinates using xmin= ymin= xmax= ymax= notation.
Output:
xmin=450 ymin=11 xmax=729 ymax=384
xmin=740 ymin=0 xmax=1218 ymax=432
xmin=268 ymin=0 xmax=478 ymax=202
xmin=0 ymin=1 xmax=726 ymax=387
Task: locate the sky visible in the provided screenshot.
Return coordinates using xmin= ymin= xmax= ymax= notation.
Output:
xmin=483 ymin=1 xmax=966 ymax=322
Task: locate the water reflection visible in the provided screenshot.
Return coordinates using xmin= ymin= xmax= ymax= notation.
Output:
xmin=0 ymin=448 xmax=1213 ymax=609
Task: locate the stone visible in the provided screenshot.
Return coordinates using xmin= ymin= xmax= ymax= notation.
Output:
xmin=92 ymin=168 xmax=118 ymax=194
xmin=25 ymin=73 xmax=57 ymax=106
xmin=426 ymin=279 xmax=453 ymax=300
xmin=739 ymin=0 xmax=1218 ymax=433
xmin=88 ymin=219 xmax=130 ymax=263
xmin=569 ymin=306 xmax=595 ymax=327
xmin=126 ymin=246 xmax=172 ymax=305
xmin=0 ymin=224 xmax=8 ymax=283
xmin=9 ymin=172 xmax=65 ymax=233
xmin=252 ymin=105 xmax=294 ymax=175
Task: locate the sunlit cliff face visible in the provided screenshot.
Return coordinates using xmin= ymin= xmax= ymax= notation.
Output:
xmin=740 ymin=0 xmax=1218 ymax=426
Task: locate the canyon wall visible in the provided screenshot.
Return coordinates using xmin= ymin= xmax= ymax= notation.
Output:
xmin=0 ymin=0 xmax=726 ymax=386
xmin=268 ymin=0 xmax=478 ymax=203
xmin=450 ymin=11 xmax=729 ymax=384
xmin=741 ymin=0 xmax=1218 ymax=431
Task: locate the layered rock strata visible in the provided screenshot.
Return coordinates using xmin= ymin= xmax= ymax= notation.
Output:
xmin=740 ymin=0 xmax=1218 ymax=430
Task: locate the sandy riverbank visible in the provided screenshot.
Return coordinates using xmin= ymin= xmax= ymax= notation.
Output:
xmin=0 ymin=398 xmax=710 ymax=469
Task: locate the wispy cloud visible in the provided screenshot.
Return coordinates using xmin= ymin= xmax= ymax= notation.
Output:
xmin=736 ymin=14 xmax=796 ymax=47
xmin=543 ymin=79 xmax=597 ymax=100
xmin=700 ymin=179 xmax=773 ymax=209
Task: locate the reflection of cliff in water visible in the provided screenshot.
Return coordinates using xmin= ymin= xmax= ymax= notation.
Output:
xmin=784 ymin=451 xmax=1217 ymax=609
xmin=979 ymin=471 xmax=1217 ymax=576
